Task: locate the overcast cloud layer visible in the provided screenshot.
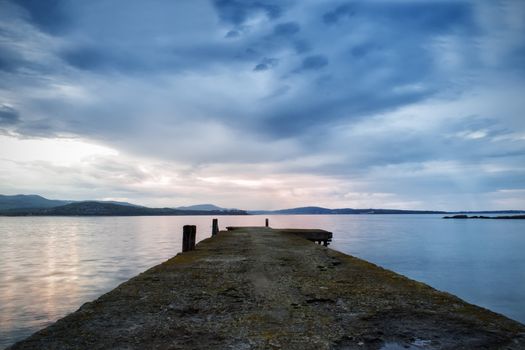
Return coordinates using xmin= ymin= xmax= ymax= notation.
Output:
xmin=1 ymin=0 xmax=524 ymax=210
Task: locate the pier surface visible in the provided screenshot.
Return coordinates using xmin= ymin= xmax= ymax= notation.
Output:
xmin=10 ymin=227 xmax=525 ymax=349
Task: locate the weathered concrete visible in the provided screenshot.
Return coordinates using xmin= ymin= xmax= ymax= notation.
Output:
xmin=227 ymin=226 xmax=332 ymax=246
xmin=9 ymin=227 xmax=525 ymax=349
xmin=277 ymin=228 xmax=332 ymax=246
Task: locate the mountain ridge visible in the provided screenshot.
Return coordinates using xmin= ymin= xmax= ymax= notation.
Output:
xmin=248 ymin=206 xmax=525 ymax=215
xmin=0 ymin=194 xmax=70 ymax=210
xmin=0 ymin=194 xmax=142 ymax=211
xmin=248 ymin=206 xmax=446 ymax=215
xmin=175 ymin=204 xmax=239 ymax=211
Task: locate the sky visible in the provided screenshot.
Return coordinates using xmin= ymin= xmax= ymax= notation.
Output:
xmin=0 ymin=0 xmax=524 ymax=210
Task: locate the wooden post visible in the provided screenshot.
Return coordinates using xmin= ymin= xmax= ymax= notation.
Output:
xmin=182 ymin=225 xmax=196 ymax=252
xmin=265 ymin=218 xmax=269 ymax=227
xmin=190 ymin=225 xmax=196 ymax=250
xmin=212 ymin=218 xmax=219 ymax=236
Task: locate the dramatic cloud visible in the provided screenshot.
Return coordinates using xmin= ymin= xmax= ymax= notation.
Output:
xmin=0 ymin=0 xmax=524 ymax=210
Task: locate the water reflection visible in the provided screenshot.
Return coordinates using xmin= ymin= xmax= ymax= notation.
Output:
xmin=1 ymin=215 xmax=524 ymax=348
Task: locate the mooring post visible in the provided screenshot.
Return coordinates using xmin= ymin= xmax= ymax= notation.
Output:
xmin=182 ymin=225 xmax=196 ymax=252
xmin=212 ymin=218 xmax=219 ymax=236
xmin=190 ymin=225 xmax=196 ymax=250
xmin=265 ymin=218 xmax=269 ymax=227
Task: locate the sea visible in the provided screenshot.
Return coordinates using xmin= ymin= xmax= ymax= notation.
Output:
xmin=0 ymin=214 xmax=524 ymax=348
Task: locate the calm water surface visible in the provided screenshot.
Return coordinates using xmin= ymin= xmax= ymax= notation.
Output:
xmin=1 ymin=214 xmax=524 ymax=347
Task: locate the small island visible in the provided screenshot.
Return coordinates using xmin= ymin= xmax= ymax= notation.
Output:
xmin=443 ymin=214 xmax=525 ymax=219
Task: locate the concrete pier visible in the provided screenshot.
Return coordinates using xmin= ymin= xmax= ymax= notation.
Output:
xmin=9 ymin=227 xmax=525 ymax=349
xmin=227 ymin=226 xmax=333 ymax=246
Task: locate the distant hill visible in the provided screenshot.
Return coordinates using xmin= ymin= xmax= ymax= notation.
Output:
xmin=176 ymin=204 xmax=239 ymax=211
xmin=0 ymin=201 xmax=248 ymax=216
xmin=251 ymin=206 xmax=333 ymax=215
xmin=249 ymin=206 xmax=447 ymax=215
xmin=0 ymin=194 xmax=142 ymax=211
xmin=0 ymin=194 xmax=71 ymax=210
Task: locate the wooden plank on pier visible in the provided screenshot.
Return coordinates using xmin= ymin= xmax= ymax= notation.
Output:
xmin=9 ymin=227 xmax=525 ymax=350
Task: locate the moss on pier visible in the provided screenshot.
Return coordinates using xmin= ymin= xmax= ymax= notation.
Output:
xmin=9 ymin=227 xmax=525 ymax=349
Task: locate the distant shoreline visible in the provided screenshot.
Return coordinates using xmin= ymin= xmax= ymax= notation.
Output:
xmin=1 ymin=195 xmax=524 ymax=217
xmin=0 ymin=201 xmax=248 ymax=217
xmin=3 ymin=212 xmax=525 ymax=218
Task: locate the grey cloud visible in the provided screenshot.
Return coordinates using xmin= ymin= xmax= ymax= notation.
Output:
xmin=61 ymin=46 xmax=115 ymax=71
xmin=13 ymin=120 xmax=62 ymax=138
xmin=3 ymin=1 xmax=244 ymax=75
xmin=262 ymin=87 xmax=430 ymax=138
xmin=12 ymin=0 xmax=71 ymax=34
xmin=0 ymin=0 xmax=508 ymax=141
xmin=350 ymin=42 xmax=379 ymax=58
xmin=322 ymin=1 xmax=474 ymax=34
xmin=225 ymin=30 xmax=240 ymax=38
xmin=60 ymin=39 xmax=244 ymax=74
xmin=213 ymin=0 xmax=284 ymax=25
xmin=253 ymin=63 xmax=268 ymax=71
xmin=323 ymin=3 xmax=356 ymax=24
xmin=299 ymin=55 xmax=328 ymax=71
xmin=253 ymin=57 xmax=278 ymax=71
xmin=273 ymin=22 xmax=300 ymax=36
xmin=0 ymin=46 xmax=24 ymax=72
xmin=0 ymin=105 xmax=20 ymax=125
xmin=293 ymin=40 xmax=310 ymax=54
